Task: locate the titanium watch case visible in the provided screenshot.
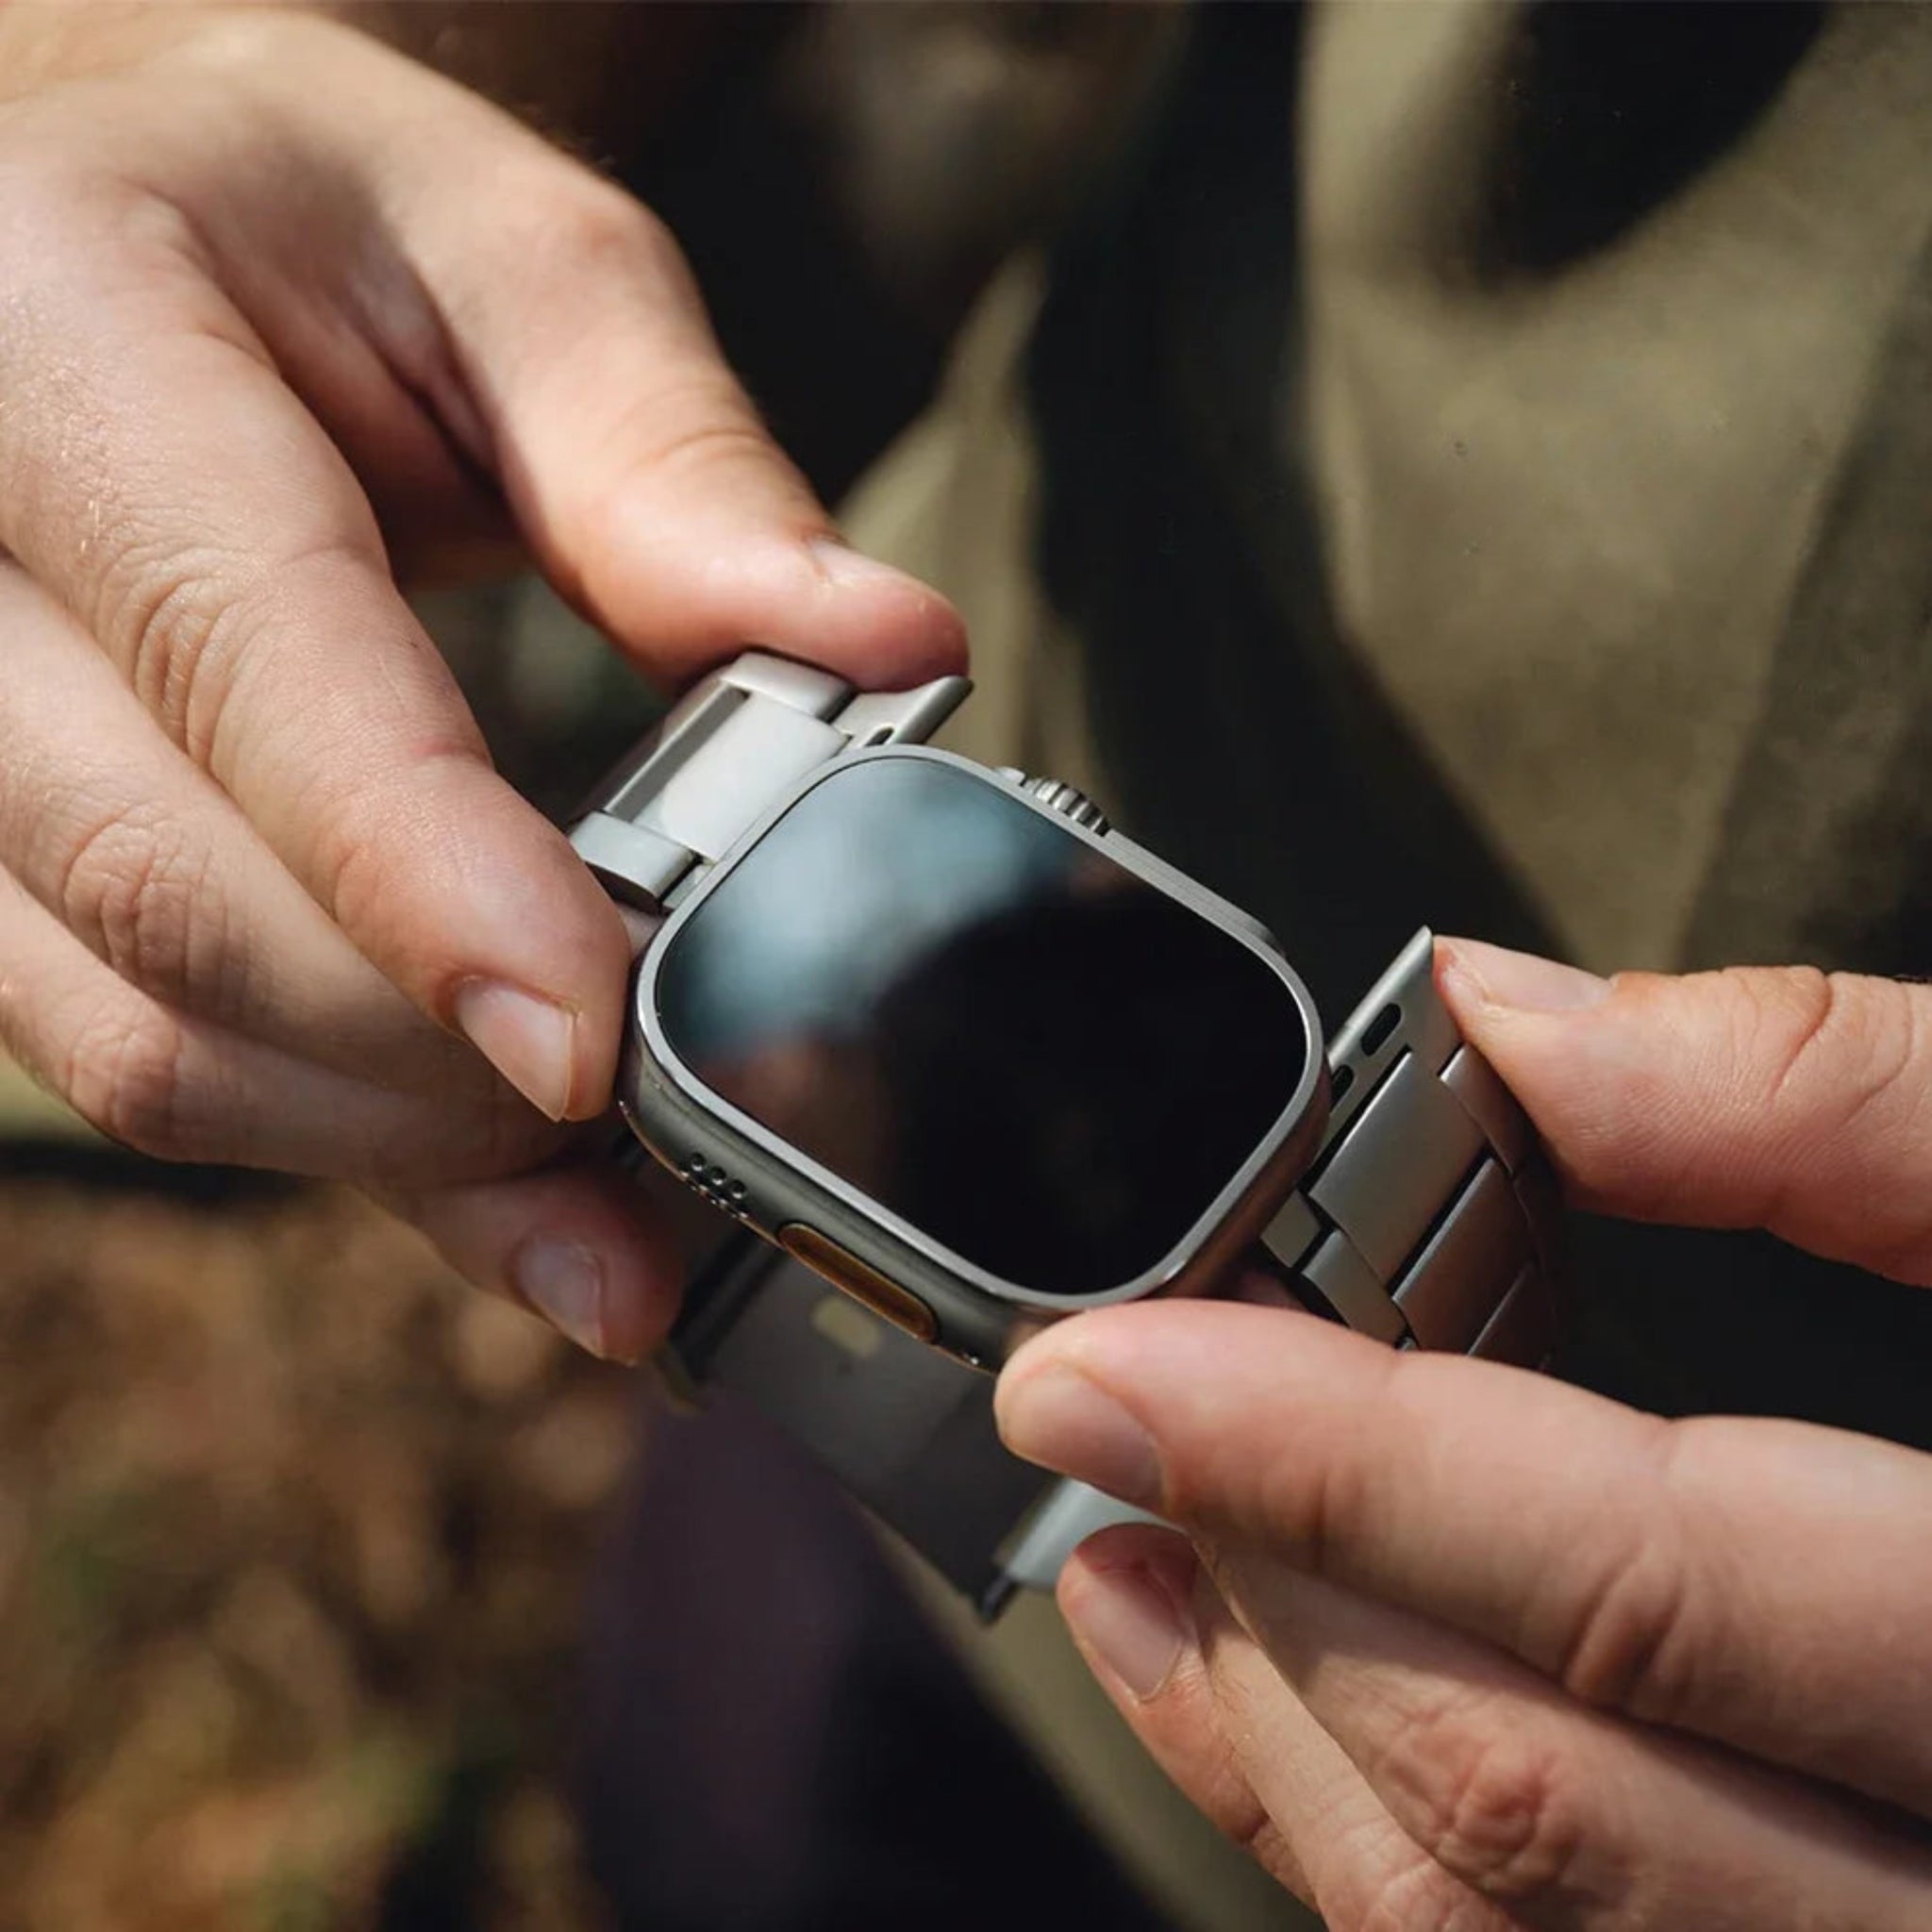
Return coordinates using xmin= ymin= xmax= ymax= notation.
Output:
xmin=616 ymin=743 xmax=1331 ymax=1370
xmin=575 ymin=653 xmax=1560 ymax=1616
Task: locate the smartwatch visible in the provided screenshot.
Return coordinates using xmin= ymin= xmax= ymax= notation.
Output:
xmin=573 ymin=652 xmax=1560 ymax=1612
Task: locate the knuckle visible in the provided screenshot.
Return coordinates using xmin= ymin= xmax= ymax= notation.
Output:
xmin=50 ymin=801 xmax=222 ymax=1007
xmin=543 ymin=176 xmax=687 ymax=288
xmin=1735 ymin=964 xmax=1838 ymax=1111
xmin=636 ymin=408 xmax=787 ymax=493
xmin=1390 ymin=1695 xmax=1588 ymax=1907
xmin=99 ymin=540 xmax=248 ymax=760
xmin=1551 ymin=1488 xmax=1700 ymax=1720
xmin=61 ymin=998 xmax=195 ymax=1159
xmin=1807 ymin=973 xmax=1919 ymax=1125
xmin=310 ymin=803 xmax=394 ymax=940
xmin=1722 ymin=966 xmax=1932 ymax=1259
xmin=577 ymin=366 xmax=779 ymax=531
xmin=1725 ymin=965 xmax=1918 ymax=1132
xmin=563 ymin=367 xmax=789 ymax=613
xmin=103 ymin=533 xmax=375 ymax=768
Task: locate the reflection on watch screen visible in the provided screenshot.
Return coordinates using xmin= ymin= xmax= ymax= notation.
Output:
xmin=654 ymin=758 xmax=1310 ymax=1297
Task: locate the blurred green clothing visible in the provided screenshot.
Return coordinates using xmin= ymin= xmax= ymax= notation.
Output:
xmin=1017 ymin=2 xmax=1932 ymax=1443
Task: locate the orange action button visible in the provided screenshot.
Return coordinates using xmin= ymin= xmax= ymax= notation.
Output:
xmin=777 ymin=1224 xmax=939 ymax=1343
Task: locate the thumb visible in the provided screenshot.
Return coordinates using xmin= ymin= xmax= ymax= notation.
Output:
xmin=1438 ymin=939 xmax=1932 ymax=1286
xmin=391 ymin=108 xmax=965 ymax=688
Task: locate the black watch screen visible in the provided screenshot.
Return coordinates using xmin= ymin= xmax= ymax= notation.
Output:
xmin=653 ymin=757 xmax=1312 ymax=1297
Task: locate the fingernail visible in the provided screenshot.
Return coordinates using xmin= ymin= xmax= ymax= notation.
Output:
xmin=1441 ymin=938 xmax=1610 ymax=1013
xmin=996 ymin=1365 xmax=1162 ymax=1507
xmin=1070 ymin=1559 xmax=1193 ymax=1700
xmin=807 ymin=536 xmax=924 ymax=593
xmin=512 ymin=1236 xmax=608 ymax=1358
xmin=455 ymin=980 xmax=576 ymax=1120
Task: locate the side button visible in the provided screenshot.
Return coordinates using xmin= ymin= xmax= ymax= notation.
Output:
xmin=777 ymin=1224 xmax=938 ymax=1343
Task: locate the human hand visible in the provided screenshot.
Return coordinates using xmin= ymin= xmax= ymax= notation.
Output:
xmin=997 ymin=942 xmax=1932 ymax=1928
xmin=0 ymin=8 xmax=961 ymax=1357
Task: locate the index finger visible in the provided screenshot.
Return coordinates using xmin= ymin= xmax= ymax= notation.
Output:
xmin=0 ymin=225 xmax=628 ymax=1118
xmin=1437 ymin=940 xmax=1932 ymax=1286
xmin=996 ymin=1301 xmax=1932 ymax=1817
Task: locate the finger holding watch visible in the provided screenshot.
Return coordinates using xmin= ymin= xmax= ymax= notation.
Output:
xmin=996 ymin=941 xmax=1932 ymax=1929
xmin=0 ymin=7 xmax=963 ymax=1353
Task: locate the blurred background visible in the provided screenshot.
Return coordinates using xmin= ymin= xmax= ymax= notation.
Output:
xmin=0 ymin=1123 xmax=629 ymax=1930
xmin=9 ymin=0 xmax=1932 ymax=1924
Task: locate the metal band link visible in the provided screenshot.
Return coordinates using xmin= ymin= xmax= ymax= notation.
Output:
xmin=1002 ymin=935 xmax=1565 ymax=1604
xmin=569 ymin=651 xmax=970 ymax=911
xmin=1259 ymin=930 xmax=1560 ymax=1367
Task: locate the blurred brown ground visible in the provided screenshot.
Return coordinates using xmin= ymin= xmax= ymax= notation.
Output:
xmin=0 ymin=1146 xmax=629 ymax=1932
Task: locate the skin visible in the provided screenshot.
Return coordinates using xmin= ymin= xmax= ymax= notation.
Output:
xmin=998 ymin=939 xmax=1932 ymax=1929
xmin=0 ymin=5 xmax=964 ymax=1358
